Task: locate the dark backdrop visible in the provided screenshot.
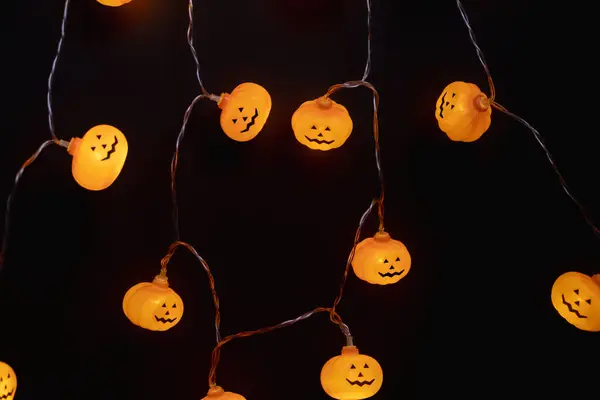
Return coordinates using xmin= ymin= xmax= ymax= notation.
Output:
xmin=1 ymin=0 xmax=599 ymax=399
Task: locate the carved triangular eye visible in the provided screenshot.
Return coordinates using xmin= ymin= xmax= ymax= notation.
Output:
xmin=238 ymin=107 xmax=244 ymax=112
xmin=96 ymin=135 xmax=102 ymax=139
xmin=395 ymin=257 xmax=400 ymax=261
xmin=91 ymin=147 xmax=96 ymax=151
xmin=172 ymin=304 xmax=177 ymax=308
xmin=383 ymin=259 xmax=389 ymax=263
xmin=232 ymin=119 xmax=238 ymax=124
xmin=574 ymin=289 xmax=580 ymax=295
xmin=350 ymin=364 xmax=356 ymax=369
xmin=586 ymin=299 xmax=592 ymax=305
xmin=325 ymin=127 xmax=330 ymax=131
xmin=364 ymin=363 xmax=369 ymax=368
xmin=162 ymin=303 xmax=167 ymax=308
xmin=311 ymin=125 xmax=317 ymax=130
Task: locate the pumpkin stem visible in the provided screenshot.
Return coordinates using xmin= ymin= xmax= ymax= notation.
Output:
xmin=473 ymin=94 xmax=490 ymax=112
xmin=206 ymin=386 xmax=225 ymax=397
xmin=316 ymin=96 xmax=333 ymax=109
xmin=152 ymin=274 xmax=169 ymax=288
xmin=216 ymin=93 xmax=229 ymax=109
xmin=341 ymin=345 xmax=359 ymax=356
xmin=373 ymin=231 xmax=390 ymax=242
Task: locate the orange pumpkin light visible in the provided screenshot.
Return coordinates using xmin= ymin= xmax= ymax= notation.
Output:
xmin=68 ymin=124 xmax=128 ymax=191
xmin=217 ymin=83 xmax=272 ymax=142
xmin=97 ymin=0 xmax=131 ymax=6
xmin=352 ymin=231 xmax=411 ymax=285
xmin=202 ymin=386 xmax=246 ymax=400
xmin=551 ymin=272 xmax=600 ymax=332
xmin=321 ymin=346 xmax=383 ymax=400
xmin=435 ymin=81 xmax=492 ymax=142
xmin=123 ymin=275 xmax=184 ymax=332
xmin=0 ymin=361 xmax=16 ymax=400
xmin=291 ymin=96 xmax=353 ymax=151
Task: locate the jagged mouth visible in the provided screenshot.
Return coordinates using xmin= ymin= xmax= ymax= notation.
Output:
xmin=378 ymin=269 xmax=405 ymax=278
xmin=304 ymin=136 xmax=334 ymax=145
xmin=0 ymin=389 xmax=15 ymax=400
xmin=100 ymin=136 xmax=119 ymax=161
xmin=346 ymin=378 xmax=375 ymax=387
xmin=438 ymin=92 xmax=446 ymax=118
xmin=562 ymin=294 xmax=587 ymax=318
xmin=154 ymin=315 xmax=178 ymax=324
xmin=240 ymin=108 xmax=259 ymax=133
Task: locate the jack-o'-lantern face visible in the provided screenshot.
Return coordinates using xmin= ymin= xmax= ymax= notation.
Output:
xmin=435 ymin=81 xmax=492 ymax=142
xmin=202 ymin=386 xmax=246 ymax=400
xmin=320 ymin=346 xmax=383 ymax=400
xmin=551 ymin=272 xmax=600 ymax=332
xmin=96 ymin=0 xmax=131 ymax=6
xmin=68 ymin=124 xmax=128 ymax=191
xmin=0 ymin=362 xmax=16 ymax=400
xmin=291 ymin=97 xmax=353 ymax=151
xmin=218 ymin=82 xmax=272 ymax=142
xmin=352 ymin=231 xmax=411 ymax=285
xmin=123 ymin=275 xmax=184 ymax=332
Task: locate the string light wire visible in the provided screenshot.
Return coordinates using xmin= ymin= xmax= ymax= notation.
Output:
xmin=456 ymin=0 xmax=600 ymax=241
xmin=0 ymin=0 xmax=72 ymax=271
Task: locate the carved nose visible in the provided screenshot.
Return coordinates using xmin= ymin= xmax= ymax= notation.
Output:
xmin=165 ymin=311 xmax=170 ymax=316
xmin=575 ymin=301 xmax=580 ymax=306
xmin=358 ymin=372 xmax=363 ymax=378
xmin=243 ymin=116 xmax=248 ymax=121
xmin=389 ymin=265 xmax=395 ymax=270
xmin=317 ymin=133 xmax=323 ymax=137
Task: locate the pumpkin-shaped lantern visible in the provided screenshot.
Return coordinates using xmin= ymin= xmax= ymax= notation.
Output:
xmin=291 ymin=96 xmax=353 ymax=151
xmin=68 ymin=124 xmax=128 ymax=191
xmin=97 ymin=0 xmax=131 ymax=6
xmin=202 ymin=386 xmax=246 ymax=400
xmin=352 ymin=231 xmax=411 ymax=285
xmin=551 ymin=272 xmax=600 ymax=332
xmin=123 ymin=275 xmax=184 ymax=331
xmin=321 ymin=346 xmax=383 ymax=400
xmin=434 ymin=81 xmax=492 ymax=142
xmin=218 ymin=82 xmax=272 ymax=142
xmin=0 ymin=361 xmax=16 ymax=400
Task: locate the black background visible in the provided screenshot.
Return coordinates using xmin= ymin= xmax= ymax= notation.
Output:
xmin=1 ymin=0 xmax=599 ymax=399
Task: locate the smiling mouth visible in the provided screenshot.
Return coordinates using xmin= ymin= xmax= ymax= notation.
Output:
xmin=378 ymin=269 xmax=405 ymax=278
xmin=438 ymin=92 xmax=447 ymax=118
xmin=562 ymin=294 xmax=587 ymax=318
xmin=346 ymin=378 xmax=375 ymax=387
xmin=100 ymin=136 xmax=118 ymax=161
xmin=305 ymin=135 xmax=334 ymax=145
xmin=240 ymin=108 xmax=259 ymax=133
xmin=0 ymin=390 xmax=14 ymax=400
xmin=155 ymin=315 xmax=178 ymax=323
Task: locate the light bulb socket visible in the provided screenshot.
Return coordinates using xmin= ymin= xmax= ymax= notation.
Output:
xmin=216 ymin=93 xmax=229 ymax=109
xmin=473 ymin=94 xmax=490 ymax=112
xmin=152 ymin=274 xmax=169 ymax=288
xmin=341 ymin=345 xmax=359 ymax=356
xmin=66 ymin=137 xmax=82 ymax=156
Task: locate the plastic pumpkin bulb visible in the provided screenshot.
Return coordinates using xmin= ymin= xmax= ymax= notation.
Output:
xmin=435 ymin=81 xmax=492 ymax=142
xmin=218 ymin=82 xmax=272 ymax=142
xmin=202 ymin=386 xmax=246 ymax=400
xmin=97 ymin=0 xmax=131 ymax=6
xmin=0 ymin=361 xmax=16 ymax=400
xmin=351 ymin=231 xmax=411 ymax=285
xmin=291 ymin=96 xmax=353 ymax=151
xmin=551 ymin=272 xmax=600 ymax=332
xmin=122 ymin=275 xmax=184 ymax=332
xmin=68 ymin=124 xmax=128 ymax=191
xmin=321 ymin=346 xmax=383 ymax=400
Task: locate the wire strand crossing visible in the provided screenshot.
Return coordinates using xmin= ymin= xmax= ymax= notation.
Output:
xmin=47 ymin=0 xmax=72 ymax=143
xmin=158 ymin=240 xmax=221 ymax=343
xmin=208 ymin=307 xmax=350 ymax=388
xmin=456 ymin=0 xmax=600 ymax=241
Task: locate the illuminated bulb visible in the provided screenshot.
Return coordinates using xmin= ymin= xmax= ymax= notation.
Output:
xmin=352 ymin=231 xmax=411 ymax=285
xmin=435 ymin=81 xmax=492 ymax=142
xmin=202 ymin=386 xmax=246 ymax=400
xmin=122 ymin=275 xmax=184 ymax=332
xmin=96 ymin=0 xmax=132 ymax=6
xmin=291 ymin=96 xmax=353 ymax=151
xmin=68 ymin=124 xmax=128 ymax=191
xmin=551 ymin=272 xmax=600 ymax=332
xmin=320 ymin=345 xmax=383 ymax=400
xmin=0 ymin=361 xmax=16 ymax=400
xmin=217 ymin=83 xmax=272 ymax=142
